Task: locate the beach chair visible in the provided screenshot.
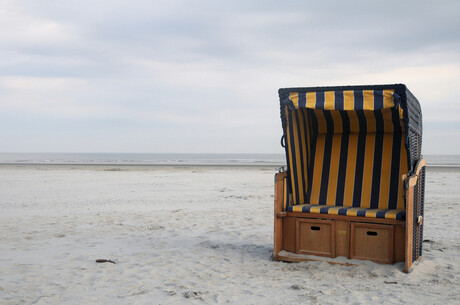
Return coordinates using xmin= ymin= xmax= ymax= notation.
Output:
xmin=273 ymin=84 xmax=425 ymax=272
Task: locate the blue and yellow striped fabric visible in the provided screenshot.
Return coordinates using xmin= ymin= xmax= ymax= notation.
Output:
xmin=284 ymin=89 xmax=409 ymax=220
xmin=287 ymin=204 xmax=405 ymax=220
xmin=287 ymin=89 xmax=403 ymax=118
xmin=283 ymin=176 xmax=291 ymax=211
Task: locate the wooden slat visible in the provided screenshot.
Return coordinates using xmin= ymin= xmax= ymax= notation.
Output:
xmin=415 ymin=158 xmax=426 ymax=176
xmin=405 ymin=158 xmax=426 ymax=269
xmin=274 ymin=172 xmax=287 ymax=257
xmin=405 ymin=181 xmax=414 ymax=272
xmin=282 ymin=217 xmax=296 ymax=253
xmin=394 ymin=224 xmax=405 ymax=262
xmin=335 ymin=220 xmax=350 ymax=258
xmin=286 ymin=212 xmax=405 ymax=225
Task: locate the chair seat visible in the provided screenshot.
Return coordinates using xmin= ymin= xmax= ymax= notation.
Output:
xmin=287 ymin=204 xmax=405 ymax=220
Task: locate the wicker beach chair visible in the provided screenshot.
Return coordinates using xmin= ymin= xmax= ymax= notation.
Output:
xmin=273 ymin=84 xmax=425 ymax=272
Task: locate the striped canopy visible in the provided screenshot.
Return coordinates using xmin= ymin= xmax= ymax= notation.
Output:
xmin=283 ymin=89 xmax=404 ymax=121
xmin=278 ymin=84 xmax=422 ymax=214
xmin=287 ymin=89 xmax=399 ymax=111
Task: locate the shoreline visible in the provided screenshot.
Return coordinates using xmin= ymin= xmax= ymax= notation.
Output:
xmin=0 ymin=163 xmax=283 ymax=171
xmin=0 ymin=163 xmax=458 ymax=172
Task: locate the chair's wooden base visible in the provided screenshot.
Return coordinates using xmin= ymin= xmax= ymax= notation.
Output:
xmin=275 ymin=214 xmax=405 ymax=266
xmin=273 ymin=159 xmax=426 ymax=273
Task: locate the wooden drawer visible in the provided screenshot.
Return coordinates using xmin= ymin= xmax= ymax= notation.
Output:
xmin=350 ymin=223 xmax=394 ymax=264
xmin=296 ymin=219 xmax=336 ymax=257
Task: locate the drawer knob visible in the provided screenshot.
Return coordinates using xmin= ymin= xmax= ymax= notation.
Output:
xmin=367 ymin=231 xmax=378 ymax=236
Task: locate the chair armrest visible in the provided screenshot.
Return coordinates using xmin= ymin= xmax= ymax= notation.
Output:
xmin=408 ymin=158 xmax=427 ymax=187
xmin=274 ymin=172 xmax=288 ymax=213
xmin=404 ymin=158 xmax=426 ymax=272
xmin=274 ymin=172 xmax=288 ymax=257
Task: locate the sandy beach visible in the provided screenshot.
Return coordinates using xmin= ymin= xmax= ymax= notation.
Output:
xmin=0 ymin=165 xmax=459 ymax=304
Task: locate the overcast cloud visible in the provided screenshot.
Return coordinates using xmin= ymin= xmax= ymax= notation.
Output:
xmin=1 ymin=0 xmax=459 ymax=154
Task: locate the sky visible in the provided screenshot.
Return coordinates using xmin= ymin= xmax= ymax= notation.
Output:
xmin=0 ymin=0 xmax=459 ymax=154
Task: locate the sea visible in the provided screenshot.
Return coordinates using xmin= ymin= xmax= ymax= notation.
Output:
xmin=0 ymin=153 xmax=459 ymax=167
xmin=0 ymin=153 xmax=286 ymax=166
